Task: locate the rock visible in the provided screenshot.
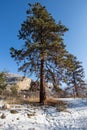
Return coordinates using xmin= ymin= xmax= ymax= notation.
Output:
xmin=5 ymin=73 xmax=31 ymax=91
xmin=2 ymin=104 xmax=10 ymax=110
xmin=17 ymin=77 xmax=31 ymax=91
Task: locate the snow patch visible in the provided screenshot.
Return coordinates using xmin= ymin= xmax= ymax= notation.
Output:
xmin=0 ymin=98 xmax=87 ymax=130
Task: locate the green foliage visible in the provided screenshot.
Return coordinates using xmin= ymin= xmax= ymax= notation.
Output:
xmin=10 ymin=84 xmax=18 ymax=96
xmin=0 ymin=72 xmax=7 ymax=90
xmin=64 ymin=54 xmax=84 ymax=96
xmin=65 ymin=54 xmax=84 ymax=86
xmin=10 ymin=2 xmax=68 ymax=83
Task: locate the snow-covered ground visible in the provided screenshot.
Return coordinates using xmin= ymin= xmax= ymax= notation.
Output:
xmin=0 ymin=98 xmax=87 ymax=130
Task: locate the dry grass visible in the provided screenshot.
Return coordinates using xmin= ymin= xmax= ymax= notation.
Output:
xmin=5 ymin=96 xmax=39 ymax=105
xmin=4 ymin=96 xmax=67 ymax=111
xmin=45 ymin=98 xmax=66 ymax=106
xmin=27 ymin=97 xmax=39 ymax=103
xmin=45 ymin=98 xmax=67 ymax=111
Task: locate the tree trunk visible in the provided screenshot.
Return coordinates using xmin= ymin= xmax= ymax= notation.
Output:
xmin=74 ymin=84 xmax=79 ymax=97
xmin=73 ymin=73 xmax=79 ymax=97
xmin=40 ymin=58 xmax=46 ymax=104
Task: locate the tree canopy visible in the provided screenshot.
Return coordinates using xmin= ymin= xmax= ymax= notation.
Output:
xmin=64 ymin=54 xmax=84 ymax=96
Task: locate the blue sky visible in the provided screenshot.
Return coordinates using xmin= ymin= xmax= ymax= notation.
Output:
xmin=0 ymin=0 xmax=87 ymax=81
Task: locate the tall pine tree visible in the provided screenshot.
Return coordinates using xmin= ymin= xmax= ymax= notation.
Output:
xmin=10 ymin=3 xmax=68 ymax=104
xmin=65 ymin=54 xmax=84 ymax=97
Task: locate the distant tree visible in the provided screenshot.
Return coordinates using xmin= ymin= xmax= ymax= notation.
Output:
xmin=10 ymin=84 xmax=18 ymax=96
xmin=65 ymin=54 xmax=85 ymax=97
xmin=30 ymin=80 xmax=40 ymax=92
xmin=10 ymin=2 xmax=69 ymax=104
xmin=0 ymin=72 xmax=7 ymax=90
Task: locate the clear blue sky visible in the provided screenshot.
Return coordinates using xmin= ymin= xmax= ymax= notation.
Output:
xmin=0 ymin=0 xmax=87 ymax=81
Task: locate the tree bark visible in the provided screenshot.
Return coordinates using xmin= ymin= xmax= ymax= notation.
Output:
xmin=74 ymin=84 xmax=79 ymax=97
xmin=73 ymin=73 xmax=79 ymax=97
xmin=40 ymin=58 xmax=46 ymax=104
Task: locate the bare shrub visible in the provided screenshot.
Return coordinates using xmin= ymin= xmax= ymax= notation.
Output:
xmin=10 ymin=109 xmax=18 ymax=114
xmin=27 ymin=113 xmax=35 ymax=118
xmin=0 ymin=113 xmax=6 ymax=119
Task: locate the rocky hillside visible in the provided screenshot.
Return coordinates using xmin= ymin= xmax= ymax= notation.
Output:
xmin=5 ymin=73 xmax=31 ymax=91
xmin=4 ymin=73 xmax=65 ymax=97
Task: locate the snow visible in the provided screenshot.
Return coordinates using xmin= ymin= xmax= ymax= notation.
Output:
xmin=0 ymin=98 xmax=87 ymax=130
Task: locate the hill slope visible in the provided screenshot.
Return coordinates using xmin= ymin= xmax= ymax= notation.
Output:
xmin=5 ymin=73 xmax=31 ymax=91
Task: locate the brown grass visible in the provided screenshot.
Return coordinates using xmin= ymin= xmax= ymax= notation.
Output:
xmin=45 ymin=98 xmax=66 ymax=106
xmin=45 ymin=98 xmax=67 ymax=111
xmin=4 ymin=96 xmax=67 ymax=111
xmin=5 ymin=96 xmax=39 ymax=105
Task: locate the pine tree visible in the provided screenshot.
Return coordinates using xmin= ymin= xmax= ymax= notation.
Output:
xmin=0 ymin=72 xmax=7 ymax=90
xmin=10 ymin=2 xmax=68 ymax=104
xmin=65 ymin=54 xmax=84 ymax=97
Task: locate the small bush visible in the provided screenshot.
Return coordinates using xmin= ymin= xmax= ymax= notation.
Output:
xmin=10 ymin=84 xmax=18 ymax=96
xmin=1 ymin=113 xmax=6 ymax=119
xmin=10 ymin=109 xmax=18 ymax=114
xmin=27 ymin=113 xmax=35 ymax=118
